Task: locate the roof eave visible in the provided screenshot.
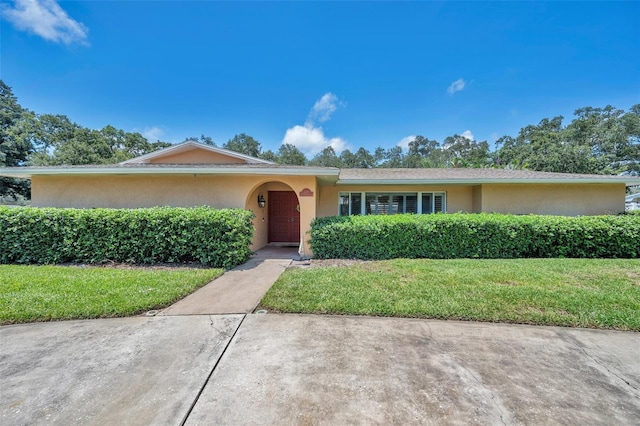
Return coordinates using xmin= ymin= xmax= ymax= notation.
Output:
xmin=0 ymin=167 xmax=339 ymax=178
xmin=2 ymin=168 xmax=637 ymax=185
xmin=337 ymin=178 xmax=638 ymax=186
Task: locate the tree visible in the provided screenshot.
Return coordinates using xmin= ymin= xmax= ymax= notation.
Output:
xmin=406 ymin=136 xmax=442 ymax=168
xmin=29 ymin=113 xmax=77 ymax=157
xmin=223 ymin=133 xmax=261 ymax=157
xmin=309 ymin=146 xmax=342 ymax=167
xmin=184 ymin=134 xmax=216 ymax=146
xmin=339 ymin=149 xmax=358 ymax=168
xmin=53 ymin=128 xmax=110 ymax=165
xmin=259 ymin=149 xmax=278 ymax=162
xmin=0 ymin=80 xmax=32 ymax=201
xmin=622 ymin=104 xmax=640 ymax=175
xmin=495 ymin=116 xmax=570 ymax=172
xmin=566 ymin=105 xmax=639 ymax=175
xmin=442 ymin=134 xmax=490 ymax=168
xmin=353 ymin=147 xmax=375 ymax=168
xmin=380 ymin=146 xmax=405 ymax=168
xmin=339 ymin=147 xmax=375 ymax=168
xmin=276 ymin=143 xmax=307 ymax=165
xmin=124 ymin=131 xmax=171 ymax=158
xmin=30 ymin=122 xmax=171 ymax=166
xmin=493 ymin=108 xmax=640 ymax=175
xmin=373 ymin=147 xmax=386 ymax=166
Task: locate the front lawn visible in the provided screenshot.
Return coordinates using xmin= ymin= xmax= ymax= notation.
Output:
xmin=259 ymin=259 xmax=640 ymax=330
xmin=0 ymin=265 xmax=223 ymax=324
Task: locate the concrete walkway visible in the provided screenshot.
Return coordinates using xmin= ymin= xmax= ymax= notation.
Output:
xmin=160 ymin=246 xmax=298 ymax=315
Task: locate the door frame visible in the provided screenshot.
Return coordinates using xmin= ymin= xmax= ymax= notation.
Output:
xmin=268 ymin=190 xmax=301 ymax=244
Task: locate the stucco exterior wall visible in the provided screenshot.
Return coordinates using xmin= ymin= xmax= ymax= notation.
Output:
xmin=479 ymin=183 xmax=626 ymax=215
xmin=472 ymin=185 xmax=482 ymax=213
xmin=31 ymin=174 xmax=318 ymax=254
xmin=315 ymin=183 xmax=625 ymax=217
xmin=31 ymin=175 xmax=252 ymax=208
xmin=147 ymin=150 xmax=247 ymax=164
xmin=316 ymin=185 xmax=475 ymax=217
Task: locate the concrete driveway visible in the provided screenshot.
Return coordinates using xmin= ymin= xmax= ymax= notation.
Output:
xmin=0 ymin=315 xmax=243 ymax=425
xmin=2 ymin=314 xmax=639 ymax=425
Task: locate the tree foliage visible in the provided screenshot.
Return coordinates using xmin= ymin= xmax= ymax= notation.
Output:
xmin=407 ymin=136 xmax=442 ymax=168
xmin=184 ymin=134 xmax=216 ymax=146
xmin=0 ymin=81 xmax=32 ymax=201
xmin=442 ymin=134 xmax=491 ymax=168
xmin=29 ymin=119 xmax=172 ymax=166
xmin=223 ymin=133 xmax=262 ymax=158
xmin=306 ymin=105 xmax=638 ymax=174
xmin=276 ymin=143 xmax=307 ymax=165
xmin=309 ymin=146 xmax=342 ymax=167
xmin=259 ymin=149 xmax=278 ymax=162
xmin=495 ymin=106 xmax=640 ymax=175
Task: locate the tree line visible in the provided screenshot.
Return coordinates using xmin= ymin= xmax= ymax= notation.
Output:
xmin=1 ymin=79 xmax=638 ymax=202
xmin=233 ymin=108 xmax=640 ymax=176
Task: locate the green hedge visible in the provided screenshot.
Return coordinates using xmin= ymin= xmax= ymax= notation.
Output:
xmin=310 ymin=213 xmax=640 ymax=259
xmin=0 ymin=206 xmax=254 ymax=268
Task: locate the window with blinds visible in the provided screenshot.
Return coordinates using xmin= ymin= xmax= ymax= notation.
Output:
xmin=339 ymin=192 xmax=445 ymax=215
xmin=422 ymin=193 xmax=445 ymax=214
xmin=339 ymin=193 xmax=363 ymax=216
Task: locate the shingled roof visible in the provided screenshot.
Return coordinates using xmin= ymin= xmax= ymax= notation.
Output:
xmin=1 ymin=164 xmax=638 ymax=185
xmin=338 ymin=168 xmax=638 ymax=185
xmin=0 ymin=163 xmax=339 ymax=178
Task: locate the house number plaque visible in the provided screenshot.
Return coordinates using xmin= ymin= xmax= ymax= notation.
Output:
xmin=299 ymin=188 xmax=314 ymax=197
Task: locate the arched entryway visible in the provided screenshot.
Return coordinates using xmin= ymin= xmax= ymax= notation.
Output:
xmin=246 ymin=181 xmax=302 ymax=251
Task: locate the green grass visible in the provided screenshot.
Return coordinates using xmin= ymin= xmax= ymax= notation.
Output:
xmin=0 ymin=265 xmax=223 ymax=324
xmin=260 ymin=259 xmax=640 ymax=330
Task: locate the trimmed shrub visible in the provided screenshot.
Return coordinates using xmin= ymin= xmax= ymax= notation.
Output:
xmin=310 ymin=213 xmax=640 ymax=259
xmin=0 ymin=206 xmax=254 ymax=268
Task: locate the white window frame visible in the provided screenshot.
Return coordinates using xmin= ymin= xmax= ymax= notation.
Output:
xmin=338 ymin=191 xmax=446 ymax=216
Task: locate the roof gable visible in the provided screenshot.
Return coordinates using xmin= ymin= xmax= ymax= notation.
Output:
xmin=121 ymin=140 xmax=273 ymax=165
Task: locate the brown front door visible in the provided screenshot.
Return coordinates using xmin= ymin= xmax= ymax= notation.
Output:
xmin=268 ymin=191 xmax=300 ymax=243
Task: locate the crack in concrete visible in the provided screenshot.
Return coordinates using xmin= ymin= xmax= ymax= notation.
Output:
xmin=457 ymin=363 xmax=508 ymax=426
xmin=561 ymin=331 xmax=640 ymax=395
xmin=423 ymin=321 xmax=434 ymax=340
xmin=207 ymin=315 xmax=233 ymax=339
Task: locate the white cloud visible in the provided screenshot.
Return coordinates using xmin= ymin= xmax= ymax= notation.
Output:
xmin=1 ymin=0 xmax=88 ymax=45
xmin=447 ymin=78 xmax=466 ymax=95
xmin=282 ymin=125 xmax=347 ymax=155
xmin=461 ymin=130 xmax=474 ymax=141
xmin=306 ymin=92 xmax=342 ymax=125
xmin=282 ymin=93 xmax=347 ymax=154
xmin=140 ymin=126 xmax=165 ymax=142
xmin=397 ymin=135 xmax=416 ymax=151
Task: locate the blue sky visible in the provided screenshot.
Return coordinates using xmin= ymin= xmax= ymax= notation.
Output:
xmin=1 ymin=1 xmax=639 ymax=156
